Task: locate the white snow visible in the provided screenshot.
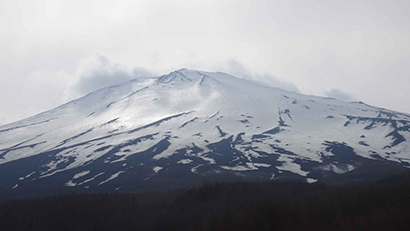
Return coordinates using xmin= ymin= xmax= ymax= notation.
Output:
xmin=65 ymin=171 xmax=94 ymax=187
xmin=177 ymin=159 xmax=193 ymax=164
xmin=0 ymin=68 xmax=409 ymax=184
xmin=19 ymin=171 xmax=35 ymax=181
xmin=73 ymin=170 xmax=90 ymax=179
xmin=221 ymin=165 xmax=256 ymax=171
xmin=77 ymin=172 xmax=105 ymax=186
xmin=307 ymin=178 xmax=317 ymax=183
xmin=191 ymin=164 xmax=204 ymax=173
xmin=153 ymin=166 xmax=163 ymax=173
xmin=99 ymin=171 xmax=124 ymax=185
xmin=220 ymin=162 xmax=270 ymax=171
xmin=253 ymin=163 xmax=271 ymax=168
xmin=318 ymin=164 xmax=356 ymax=174
xmin=197 ymin=155 xmax=216 ymax=164
xmin=65 ymin=181 xmax=77 ymax=187
xmin=276 ymin=156 xmax=309 ymax=176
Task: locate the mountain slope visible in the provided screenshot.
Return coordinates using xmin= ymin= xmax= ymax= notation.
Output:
xmin=0 ymin=69 xmax=409 ymax=199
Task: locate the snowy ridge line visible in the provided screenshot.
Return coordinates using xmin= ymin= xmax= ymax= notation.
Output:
xmin=127 ymin=111 xmax=194 ymax=134
xmin=179 ymin=117 xmax=199 ymax=129
xmin=54 ymin=128 xmax=94 ymax=148
xmin=106 ymin=86 xmax=150 ymax=108
xmin=0 ymin=117 xmax=58 ymax=133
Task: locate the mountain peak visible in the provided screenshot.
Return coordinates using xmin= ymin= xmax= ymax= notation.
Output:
xmin=155 ymin=70 xmax=193 ymax=84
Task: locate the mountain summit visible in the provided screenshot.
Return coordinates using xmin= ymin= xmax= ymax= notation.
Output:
xmin=1 ymin=69 xmax=409 ymax=199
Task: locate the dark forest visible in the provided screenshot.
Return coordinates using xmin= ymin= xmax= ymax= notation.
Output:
xmin=1 ymin=172 xmax=410 ymax=231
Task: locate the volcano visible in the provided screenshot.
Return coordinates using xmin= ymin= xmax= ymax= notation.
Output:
xmin=1 ymin=69 xmax=409 ymax=199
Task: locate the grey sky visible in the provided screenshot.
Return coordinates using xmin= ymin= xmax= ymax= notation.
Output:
xmin=1 ymin=0 xmax=409 ymax=125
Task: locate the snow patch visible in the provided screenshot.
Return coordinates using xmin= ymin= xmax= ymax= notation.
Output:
xmin=65 ymin=181 xmax=77 ymax=187
xmin=77 ymin=172 xmax=105 ymax=185
xmin=191 ymin=164 xmax=203 ymax=173
xmin=307 ymin=178 xmax=317 ymax=183
xmin=319 ymin=164 xmax=355 ymax=174
xmin=153 ymin=166 xmax=163 ymax=173
xmin=276 ymin=158 xmax=309 ymax=176
xmin=99 ymin=171 xmax=124 ymax=185
xmin=198 ymin=155 xmax=216 ymax=164
xmin=19 ymin=171 xmax=36 ymax=181
xmin=253 ymin=163 xmax=271 ymax=168
xmin=221 ymin=162 xmax=269 ymax=171
xmin=177 ymin=159 xmax=193 ymax=164
xmin=73 ymin=170 xmax=90 ymax=179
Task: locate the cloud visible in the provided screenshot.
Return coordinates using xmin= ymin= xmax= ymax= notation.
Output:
xmin=214 ymin=59 xmax=300 ymax=93
xmin=71 ymin=54 xmax=154 ymax=96
xmin=324 ymin=88 xmax=355 ymax=101
xmin=0 ymin=114 xmax=8 ymax=126
xmin=0 ymin=54 xmax=156 ymax=125
xmin=0 ymin=69 xmax=76 ymax=125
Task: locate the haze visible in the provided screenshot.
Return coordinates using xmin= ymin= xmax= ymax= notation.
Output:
xmin=1 ymin=0 xmax=409 ymax=125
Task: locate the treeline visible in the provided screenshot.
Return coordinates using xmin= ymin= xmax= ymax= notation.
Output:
xmin=1 ymin=174 xmax=410 ymax=231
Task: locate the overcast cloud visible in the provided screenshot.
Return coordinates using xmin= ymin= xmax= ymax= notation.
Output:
xmin=1 ymin=0 xmax=410 ymax=125
xmin=213 ymin=59 xmax=301 ymax=93
xmin=72 ymin=54 xmax=155 ymax=96
xmin=324 ymin=88 xmax=355 ymax=102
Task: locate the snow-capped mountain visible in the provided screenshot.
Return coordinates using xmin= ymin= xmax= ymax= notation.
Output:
xmin=1 ymin=69 xmax=409 ymax=199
